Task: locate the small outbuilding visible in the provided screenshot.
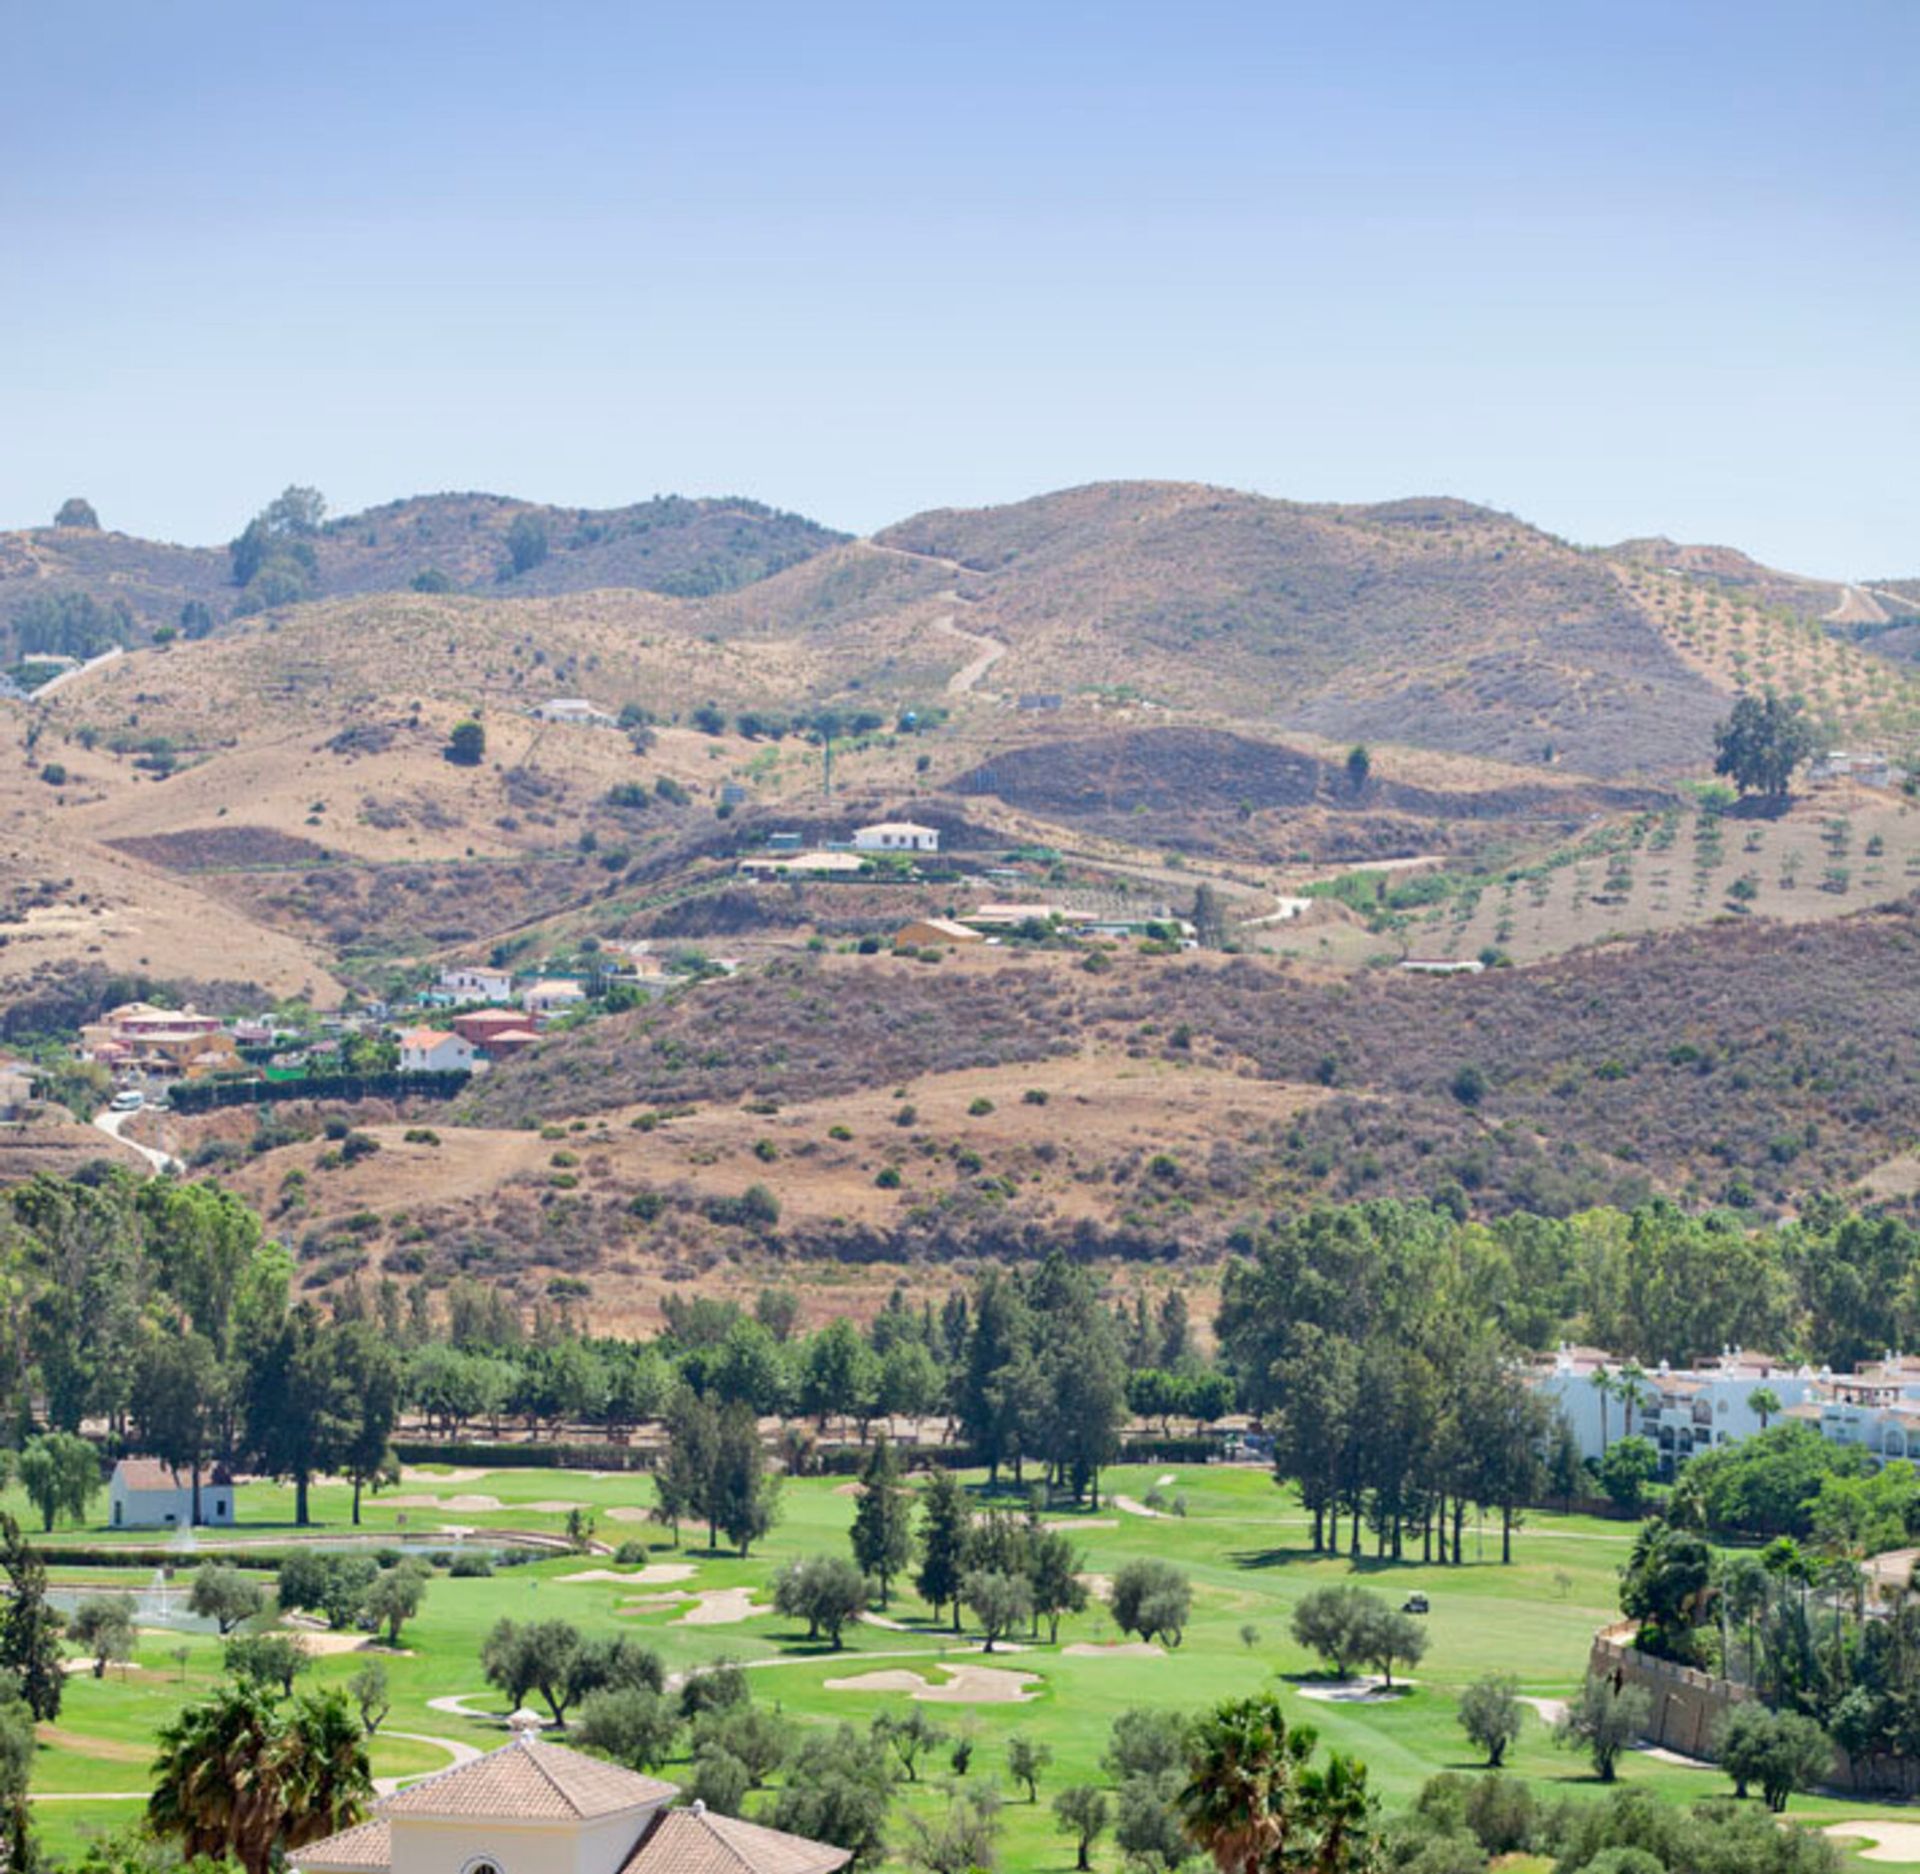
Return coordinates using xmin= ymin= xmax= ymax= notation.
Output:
xmin=109 ymin=1457 xmax=235 ymax=1529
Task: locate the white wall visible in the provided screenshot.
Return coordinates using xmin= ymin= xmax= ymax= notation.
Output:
xmin=390 ymin=1803 xmax=663 ymax=1874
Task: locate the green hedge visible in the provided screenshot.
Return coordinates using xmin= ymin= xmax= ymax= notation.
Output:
xmin=167 ymin=1070 xmax=470 ymax=1114
xmin=392 ymin=1439 xmax=655 ymax=1473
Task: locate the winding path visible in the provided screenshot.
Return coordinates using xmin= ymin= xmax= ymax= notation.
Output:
xmin=91 ymin=1107 xmax=183 ymax=1175
xmin=860 ymin=539 xmax=1009 ymax=698
xmin=932 ymin=613 xmax=1008 ymax=695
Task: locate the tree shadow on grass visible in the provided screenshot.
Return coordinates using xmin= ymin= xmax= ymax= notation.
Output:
xmin=1228 ymin=1547 xmax=1315 ymax=1570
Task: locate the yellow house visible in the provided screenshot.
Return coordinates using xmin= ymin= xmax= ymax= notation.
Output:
xmin=295 ymin=1715 xmax=851 ymax=1874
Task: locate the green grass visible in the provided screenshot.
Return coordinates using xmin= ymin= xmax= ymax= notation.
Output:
xmin=20 ymin=1463 xmax=1916 ymax=1866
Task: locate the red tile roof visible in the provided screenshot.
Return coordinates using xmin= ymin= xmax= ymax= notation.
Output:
xmin=383 ymin=1735 xmax=675 ymax=1821
xmin=624 ymin=1805 xmax=852 ymax=1874
xmin=287 ymin=1816 xmax=391 ymax=1871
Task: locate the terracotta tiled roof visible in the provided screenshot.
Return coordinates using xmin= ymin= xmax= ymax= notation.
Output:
xmin=399 ymin=1028 xmax=455 ymax=1049
xmin=625 ymin=1805 xmax=852 ymax=1874
xmin=289 ymin=1815 xmax=391 ymax=1871
xmin=383 ymin=1735 xmax=676 ymax=1820
xmin=113 ymin=1458 xmax=232 ymax=1490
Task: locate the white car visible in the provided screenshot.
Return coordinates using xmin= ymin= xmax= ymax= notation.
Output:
xmin=109 ymin=1089 xmax=145 ymax=1113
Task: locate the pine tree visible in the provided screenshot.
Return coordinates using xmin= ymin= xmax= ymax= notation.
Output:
xmin=915 ymin=1467 xmax=970 ymax=1631
xmin=849 ymin=1435 xmax=913 ymax=1604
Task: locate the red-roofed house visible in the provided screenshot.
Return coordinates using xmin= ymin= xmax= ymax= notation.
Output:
xmin=398 ymin=1029 xmax=478 ymax=1074
xmin=452 ymin=1008 xmax=539 ymax=1049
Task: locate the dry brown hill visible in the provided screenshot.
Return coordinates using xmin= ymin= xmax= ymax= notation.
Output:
xmin=874 ymin=483 xmax=1728 ymax=776
xmin=0 ymin=492 xmax=845 ymax=650
xmin=1608 ymin=535 xmax=1843 ymax=620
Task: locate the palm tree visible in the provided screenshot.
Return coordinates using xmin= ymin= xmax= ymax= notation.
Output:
xmin=1294 ymin=1751 xmax=1376 ymax=1874
xmin=278 ymin=1689 xmax=373 ymax=1849
xmin=1748 ymin=1386 xmax=1781 ymax=1431
xmin=149 ymin=1683 xmax=370 ymax=1874
xmin=1177 ymin=1695 xmax=1314 ymax=1874
xmin=149 ymin=1683 xmax=282 ymax=1874
xmin=1588 ymin=1366 xmax=1615 ymax=1455
xmin=1615 ymin=1362 xmax=1649 ymax=1440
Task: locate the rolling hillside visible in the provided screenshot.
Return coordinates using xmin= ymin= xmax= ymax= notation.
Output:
xmin=0 ymin=491 xmax=846 ymax=649
xmin=8 ymin=476 xmax=1919 ymax=1012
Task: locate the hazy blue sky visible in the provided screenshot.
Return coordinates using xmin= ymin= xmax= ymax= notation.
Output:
xmin=2 ymin=1 xmax=1913 ymax=574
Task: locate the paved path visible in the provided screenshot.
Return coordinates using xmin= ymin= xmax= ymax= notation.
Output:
xmin=374 ymin=1728 xmax=483 ymax=1795
xmin=91 ymin=1107 xmax=182 ymax=1174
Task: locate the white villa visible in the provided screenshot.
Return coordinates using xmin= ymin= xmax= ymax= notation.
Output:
xmin=1532 ymin=1345 xmax=1920 ymax=1476
xmin=851 ymin=821 xmax=940 ymax=854
xmin=108 ymin=1457 xmax=235 ymax=1529
xmin=295 ymin=1718 xmax=852 ymax=1874
xmin=430 ymin=967 xmax=515 ymax=1006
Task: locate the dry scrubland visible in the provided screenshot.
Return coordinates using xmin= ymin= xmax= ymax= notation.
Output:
xmin=147 ymin=903 xmax=1920 ymax=1320
xmin=209 ymin=1039 xmax=1282 ymax=1329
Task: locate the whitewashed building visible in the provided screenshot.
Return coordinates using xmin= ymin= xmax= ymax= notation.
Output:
xmin=398 ymin=1028 xmax=479 ymax=1074
xmin=852 ymin=820 xmax=940 ymax=853
xmin=433 ymin=966 xmax=515 ymax=1005
xmin=109 ymin=1457 xmax=235 ymax=1529
xmin=519 ymin=978 xmax=588 ymax=1018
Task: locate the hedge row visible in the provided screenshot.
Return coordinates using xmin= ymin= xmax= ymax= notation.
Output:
xmin=166 ymin=1071 xmax=470 ymax=1114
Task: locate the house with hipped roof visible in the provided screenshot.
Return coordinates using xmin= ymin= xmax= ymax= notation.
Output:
xmin=294 ymin=1713 xmax=852 ymax=1874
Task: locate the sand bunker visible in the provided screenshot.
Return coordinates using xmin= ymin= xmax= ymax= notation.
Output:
xmin=556 ymin=1564 xmax=696 ymax=1586
xmin=523 ymin=1499 xmax=588 ymax=1514
xmin=605 ymin=1505 xmax=656 ymax=1523
xmin=676 ymin=1588 xmax=771 ymax=1626
xmin=400 ymin=1466 xmax=489 ymax=1484
xmin=1112 ymin=1497 xmax=1164 ymax=1519
xmin=382 ymin=1493 xmax=503 ymax=1512
xmin=1063 ymin=1641 xmax=1165 ymax=1658
xmin=1517 ymin=1695 xmax=1568 ymax=1726
xmin=825 ymin=1664 xmax=1039 ymax=1705
xmin=290 ymin=1632 xmax=402 ymax=1658
xmin=833 ymin=1481 xmax=867 ymax=1498
xmin=1079 ymin=1574 xmax=1114 ymax=1602
xmin=1827 ymin=1821 xmax=1920 ymax=1864
xmin=1294 ymin=1676 xmax=1416 ymax=1704
xmin=618 ymin=1592 xmax=693 ymax=1612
